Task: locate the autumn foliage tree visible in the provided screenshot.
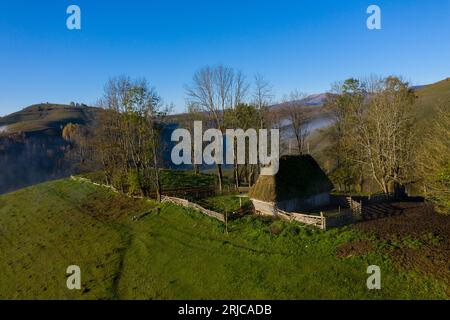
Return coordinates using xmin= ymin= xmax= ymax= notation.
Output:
xmin=327 ymin=76 xmax=416 ymax=195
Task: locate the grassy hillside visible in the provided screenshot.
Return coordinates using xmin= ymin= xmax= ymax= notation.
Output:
xmin=81 ymin=169 xmax=217 ymax=191
xmin=0 ymin=179 xmax=152 ymax=299
xmin=0 ymin=103 xmax=100 ymax=194
xmin=0 ymin=103 xmax=97 ymax=134
xmin=414 ymin=78 xmax=450 ymax=119
xmin=0 ymin=179 xmax=447 ymax=299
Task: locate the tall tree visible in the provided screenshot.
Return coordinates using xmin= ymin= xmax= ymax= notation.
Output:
xmin=224 ymin=103 xmax=260 ymax=187
xmin=183 ymin=102 xmax=205 ymax=174
xmin=252 ymin=73 xmax=273 ymax=129
xmin=328 ymin=76 xmax=416 ymax=195
xmin=94 ymin=76 xmax=167 ymax=201
xmin=185 ymin=65 xmax=247 ymax=192
xmin=325 ymin=79 xmax=366 ymax=192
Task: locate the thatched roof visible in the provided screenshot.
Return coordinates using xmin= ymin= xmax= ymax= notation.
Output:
xmin=248 ymin=155 xmax=333 ymax=202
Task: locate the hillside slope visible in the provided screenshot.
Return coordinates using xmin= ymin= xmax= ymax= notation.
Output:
xmin=0 ymin=103 xmax=97 ymax=135
xmin=0 ymin=179 xmax=153 ymax=299
xmin=414 ymin=77 xmax=450 ymax=122
xmin=0 ymin=178 xmax=447 ymax=299
xmin=0 ymin=104 xmax=99 ymax=194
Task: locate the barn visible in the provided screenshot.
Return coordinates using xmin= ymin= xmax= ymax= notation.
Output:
xmin=248 ymin=155 xmax=333 ymax=216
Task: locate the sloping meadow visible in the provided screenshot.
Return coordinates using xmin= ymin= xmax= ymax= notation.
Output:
xmin=0 ymin=179 xmax=447 ymax=299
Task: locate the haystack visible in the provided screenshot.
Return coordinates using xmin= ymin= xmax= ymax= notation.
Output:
xmin=248 ymin=155 xmax=333 ymax=215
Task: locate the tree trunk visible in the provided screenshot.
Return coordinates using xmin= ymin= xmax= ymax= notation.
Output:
xmin=154 ymin=168 xmax=162 ymax=203
xmin=234 ymin=164 xmax=239 ymax=190
xmin=217 ymin=164 xmax=223 ymax=193
xmin=248 ymin=166 xmax=253 ymax=187
xmin=153 ymin=146 xmax=162 ymax=203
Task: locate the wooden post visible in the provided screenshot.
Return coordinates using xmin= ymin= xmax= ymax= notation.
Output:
xmin=225 ymin=210 xmax=228 ymax=235
xmin=320 ymin=212 xmax=325 ymax=230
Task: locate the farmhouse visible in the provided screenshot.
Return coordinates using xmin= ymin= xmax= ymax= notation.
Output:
xmin=248 ymin=155 xmax=333 ymax=216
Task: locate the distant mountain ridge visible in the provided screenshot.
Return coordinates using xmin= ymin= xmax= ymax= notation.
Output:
xmin=269 ymin=81 xmax=442 ymax=110
xmin=270 ymin=93 xmax=329 ymax=109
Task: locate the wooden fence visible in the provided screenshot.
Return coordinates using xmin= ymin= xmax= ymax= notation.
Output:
xmin=71 ymin=175 xmax=358 ymax=230
xmin=71 ymin=175 xmax=119 ymax=192
xmin=71 ymin=175 xmax=215 ymax=199
xmin=346 ymin=196 xmax=362 ymax=217
xmin=276 ymin=207 xmax=355 ymax=230
xmin=161 ymin=195 xmax=225 ymax=222
xmin=276 ymin=209 xmax=325 ymax=229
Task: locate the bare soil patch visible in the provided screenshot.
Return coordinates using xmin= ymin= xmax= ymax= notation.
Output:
xmin=351 ymin=202 xmax=450 ymax=294
xmin=337 ymin=240 xmax=373 ymax=259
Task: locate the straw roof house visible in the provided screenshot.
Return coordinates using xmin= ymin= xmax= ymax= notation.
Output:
xmin=248 ymin=155 xmax=333 ymax=215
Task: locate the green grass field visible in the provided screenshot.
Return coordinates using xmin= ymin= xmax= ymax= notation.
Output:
xmin=81 ymin=169 xmax=217 ymax=190
xmin=0 ymin=179 xmax=447 ymax=299
xmin=198 ymin=194 xmax=252 ymax=213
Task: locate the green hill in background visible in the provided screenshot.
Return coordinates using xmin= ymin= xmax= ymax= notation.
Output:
xmin=414 ymin=78 xmax=450 ymax=123
xmin=0 ymin=103 xmax=97 ymax=135
xmin=0 ymin=104 xmax=99 ymax=194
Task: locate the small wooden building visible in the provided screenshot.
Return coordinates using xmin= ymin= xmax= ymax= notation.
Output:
xmin=248 ymin=155 xmax=333 ymax=216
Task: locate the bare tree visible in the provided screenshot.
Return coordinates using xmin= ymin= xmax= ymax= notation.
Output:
xmin=328 ymin=76 xmax=416 ymax=195
xmin=233 ymin=71 xmax=250 ymax=108
xmin=281 ymin=91 xmax=311 ymax=155
xmin=253 ymin=73 xmax=273 ymax=129
xmin=185 ymin=65 xmax=246 ymax=192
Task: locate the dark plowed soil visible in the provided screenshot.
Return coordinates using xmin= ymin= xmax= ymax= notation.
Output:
xmin=350 ymin=202 xmax=449 ymax=293
xmin=336 ymin=240 xmax=373 ymax=259
xmin=354 ymin=202 xmax=450 ymax=240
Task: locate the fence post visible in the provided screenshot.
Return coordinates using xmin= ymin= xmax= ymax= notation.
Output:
xmin=320 ymin=212 xmax=326 ymax=230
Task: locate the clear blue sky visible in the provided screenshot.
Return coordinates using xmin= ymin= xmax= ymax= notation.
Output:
xmin=1 ymin=0 xmax=449 ymax=115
